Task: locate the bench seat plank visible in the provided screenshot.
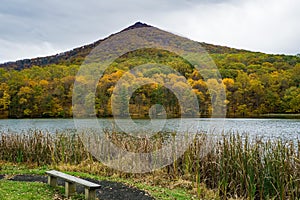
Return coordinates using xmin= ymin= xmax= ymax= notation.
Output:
xmin=46 ymin=170 xmax=100 ymax=189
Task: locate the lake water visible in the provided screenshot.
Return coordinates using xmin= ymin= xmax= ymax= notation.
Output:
xmin=0 ymin=118 xmax=299 ymax=141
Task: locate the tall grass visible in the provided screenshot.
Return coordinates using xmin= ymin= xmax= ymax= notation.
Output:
xmin=0 ymin=130 xmax=90 ymax=165
xmin=0 ymin=130 xmax=299 ymax=199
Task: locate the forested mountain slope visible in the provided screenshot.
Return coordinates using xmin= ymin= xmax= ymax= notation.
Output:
xmin=0 ymin=22 xmax=299 ymax=118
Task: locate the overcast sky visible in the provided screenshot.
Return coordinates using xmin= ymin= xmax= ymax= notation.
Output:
xmin=0 ymin=0 xmax=299 ymax=63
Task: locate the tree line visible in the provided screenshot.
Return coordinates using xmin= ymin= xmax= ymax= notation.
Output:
xmin=0 ymin=49 xmax=299 ymax=118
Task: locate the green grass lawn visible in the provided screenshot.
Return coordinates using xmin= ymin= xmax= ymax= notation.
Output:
xmin=0 ymin=163 xmax=197 ymax=200
xmin=0 ymin=178 xmax=193 ymax=200
xmin=0 ymin=180 xmax=57 ymax=200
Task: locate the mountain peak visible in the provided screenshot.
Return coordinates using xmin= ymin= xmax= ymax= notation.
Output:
xmin=121 ymin=22 xmax=152 ymax=32
xmin=0 ymin=21 xmax=246 ymax=70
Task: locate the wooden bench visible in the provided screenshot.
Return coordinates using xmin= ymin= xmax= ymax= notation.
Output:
xmin=46 ymin=170 xmax=101 ymax=200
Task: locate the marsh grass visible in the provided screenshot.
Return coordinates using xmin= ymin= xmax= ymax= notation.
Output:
xmin=0 ymin=130 xmax=90 ymax=165
xmin=0 ymin=130 xmax=299 ymax=199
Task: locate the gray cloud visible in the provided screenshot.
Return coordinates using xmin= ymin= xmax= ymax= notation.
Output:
xmin=0 ymin=0 xmax=299 ymax=63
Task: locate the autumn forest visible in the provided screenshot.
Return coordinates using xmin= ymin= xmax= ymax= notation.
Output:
xmin=0 ymin=43 xmax=299 ymax=119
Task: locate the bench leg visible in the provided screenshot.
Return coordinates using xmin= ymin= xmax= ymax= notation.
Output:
xmin=65 ymin=182 xmax=76 ymax=198
xmin=85 ymin=188 xmax=96 ymax=200
xmin=48 ymin=176 xmax=57 ymax=187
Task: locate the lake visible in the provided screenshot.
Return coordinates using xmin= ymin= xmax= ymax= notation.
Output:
xmin=0 ymin=118 xmax=299 ymax=141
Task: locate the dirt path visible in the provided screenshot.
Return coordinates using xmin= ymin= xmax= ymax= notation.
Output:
xmin=0 ymin=174 xmax=155 ymax=200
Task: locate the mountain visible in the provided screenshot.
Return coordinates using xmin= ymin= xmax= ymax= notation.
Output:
xmin=0 ymin=22 xmax=245 ymax=70
xmin=0 ymin=22 xmax=299 ymax=119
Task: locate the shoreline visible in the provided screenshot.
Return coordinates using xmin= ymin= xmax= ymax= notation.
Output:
xmin=0 ymin=114 xmax=300 ymax=120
